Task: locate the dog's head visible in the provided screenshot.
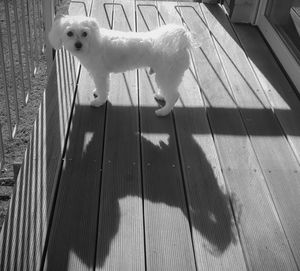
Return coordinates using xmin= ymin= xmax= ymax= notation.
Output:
xmin=48 ymin=15 xmax=99 ymax=54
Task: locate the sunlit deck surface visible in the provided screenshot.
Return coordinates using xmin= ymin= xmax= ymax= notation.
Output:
xmin=1 ymin=0 xmax=300 ymax=270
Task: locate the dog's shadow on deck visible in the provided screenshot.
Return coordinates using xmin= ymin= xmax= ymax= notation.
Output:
xmin=45 ymin=74 xmax=239 ymax=269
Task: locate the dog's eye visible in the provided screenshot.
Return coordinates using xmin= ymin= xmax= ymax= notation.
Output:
xmin=67 ymin=31 xmax=73 ymax=37
xmin=82 ymin=31 xmax=88 ymax=37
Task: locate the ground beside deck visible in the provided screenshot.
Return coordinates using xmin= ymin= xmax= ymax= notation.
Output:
xmin=1 ymin=0 xmax=300 ymax=270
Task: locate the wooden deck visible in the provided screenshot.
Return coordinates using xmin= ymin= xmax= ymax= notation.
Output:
xmin=1 ymin=0 xmax=300 ymax=270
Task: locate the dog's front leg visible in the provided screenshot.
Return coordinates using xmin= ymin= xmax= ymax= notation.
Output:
xmin=90 ymin=74 xmax=110 ymax=107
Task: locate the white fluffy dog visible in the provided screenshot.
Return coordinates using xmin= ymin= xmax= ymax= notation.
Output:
xmin=48 ymin=15 xmax=193 ymax=116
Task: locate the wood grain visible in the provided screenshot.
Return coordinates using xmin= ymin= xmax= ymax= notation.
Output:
xmin=137 ymin=2 xmax=196 ymax=270
xmin=179 ymin=3 xmax=298 ymax=270
xmin=157 ymin=2 xmax=248 ymax=270
xmin=201 ymin=3 xmax=299 ymax=270
xmin=94 ymin=1 xmax=145 ymax=270
xmin=232 ymin=22 xmax=300 ymax=268
xmin=42 ymin=1 xmax=101 ymax=270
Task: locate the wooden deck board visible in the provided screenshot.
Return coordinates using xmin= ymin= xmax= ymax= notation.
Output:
xmin=178 ymin=2 xmax=299 ymax=270
xmin=43 ymin=2 xmax=103 ymax=269
xmin=94 ymin=1 xmax=145 ymax=270
xmin=202 ymin=4 xmax=300 ymax=269
xmin=158 ymin=2 xmax=247 ymax=270
xmin=137 ymin=2 xmax=196 ymax=270
xmin=43 ymin=69 xmax=106 ymax=270
xmin=42 ymin=2 xmax=112 ymax=271
xmin=1 ymin=1 xmax=300 ymax=270
xmin=232 ymin=25 xmax=300 ymax=160
xmin=233 ymin=17 xmax=300 ymax=271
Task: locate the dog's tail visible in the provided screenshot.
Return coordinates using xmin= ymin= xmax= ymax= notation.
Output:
xmin=164 ymin=25 xmax=200 ymax=51
xmin=185 ymin=29 xmax=202 ymax=49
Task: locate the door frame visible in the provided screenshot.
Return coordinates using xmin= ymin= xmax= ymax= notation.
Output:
xmin=256 ymin=0 xmax=300 ymax=92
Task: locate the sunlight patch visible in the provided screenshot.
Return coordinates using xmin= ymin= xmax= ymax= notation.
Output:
xmin=192 ymin=133 xmax=207 ymax=144
xmin=141 ymin=133 xmax=170 ymax=149
xmin=68 ymin=250 xmax=87 ymax=270
xmin=250 ymin=61 xmax=291 ymax=110
xmin=109 ymin=73 xmax=138 ymax=106
xmin=100 ymin=196 xmax=144 ymax=269
xmin=83 ymin=132 xmax=94 ymax=154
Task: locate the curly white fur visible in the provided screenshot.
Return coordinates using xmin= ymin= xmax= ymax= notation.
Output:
xmin=48 ymin=15 xmax=192 ymax=116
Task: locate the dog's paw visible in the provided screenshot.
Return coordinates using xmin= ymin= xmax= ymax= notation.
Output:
xmin=155 ymin=107 xmax=172 ymax=117
xmin=154 ymin=93 xmax=165 ymax=107
xmin=90 ymin=97 xmax=107 ymax=107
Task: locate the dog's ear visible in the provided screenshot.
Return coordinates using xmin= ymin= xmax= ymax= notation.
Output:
xmin=86 ymin=17 xmax=100 ymax=35
xmin=48 ymin=16 xmax=66 ymax=50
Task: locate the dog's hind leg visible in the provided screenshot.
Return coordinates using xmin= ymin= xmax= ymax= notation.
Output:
xmin=154 ymin=70 xmax=182 ymax=116
xmin=155 ymin=90 xmax=179 ymax=117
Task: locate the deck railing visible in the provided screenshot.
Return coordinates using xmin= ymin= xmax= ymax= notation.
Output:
xmin=0 ymin=0 xmax=86 ymax=266
xmin=0 ymin=0 xmax=47 ymax=172
xmin=0 ymin=0 xmax=75 ymax=174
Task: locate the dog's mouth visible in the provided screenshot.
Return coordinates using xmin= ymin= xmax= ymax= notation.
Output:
xmin=74 ymin=47 xmax=82 ymax=52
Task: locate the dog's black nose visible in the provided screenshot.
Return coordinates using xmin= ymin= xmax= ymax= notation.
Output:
xmin=75 ymin=42 xmax=82 ymax=49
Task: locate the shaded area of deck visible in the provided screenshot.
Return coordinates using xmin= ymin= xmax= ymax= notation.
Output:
xmin=1 ymin=0 xmax=300 ymax=270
